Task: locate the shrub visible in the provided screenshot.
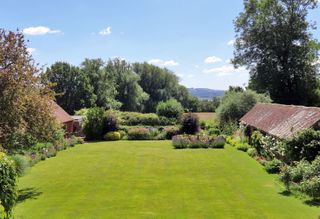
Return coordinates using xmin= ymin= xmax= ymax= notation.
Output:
xmin=208 ymin=128 xmax=221 ymax=136
xmin=279 ymin=165 xmax=292 ymax=191
xmin=299 ymin=176 xmax=320 ymax=200
xmin=119 ymin=130 xmax=127 ymax=139
xmin=104 ymin=132 xmax=121 ymax=141
xmin=115 ymin=111 xmax=174 ymax=126
xmin=0 ymin=152 xmax=17 ymax=216
xmin=284 ymin=129 xmax=320 ymax=162
xmin=247 ymin=148 xmax=258 ymax=157
xmin=127 ymin=128 xmax=152 ymax=140
xmin=104 ymin=113 xmax=119 ymax=133
xmin=156 ymin=99 xmax=184 ymax=120
xmin=180 ymin=113 xmax=200 ymax=135
xmin=263 ymin=159 xmax=282 ymax=174
xmin=164 ymin=126 xmax=180 ymax=140
xmin=235 ymin=143 xmax=250 ymax=152
xmin=212 ymin=136 xmax=226 ymax=148
xmin=172 ymin=134 xmax=224 ymax=149
xmin=251 ymin=130 xmax=263 ymax=154
xmin=10 ymin=154 xmax=29 ymax=177
xmin=83 ymin=107 xmax=106 ymax=140
xmin=0 ymin=202 xmax=6 ymax=219
xmin=216 ymin=89 xmax=271 ymax=126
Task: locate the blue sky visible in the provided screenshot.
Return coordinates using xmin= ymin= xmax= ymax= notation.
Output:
xmin=1 ymin=0 xmax=319 ymax=90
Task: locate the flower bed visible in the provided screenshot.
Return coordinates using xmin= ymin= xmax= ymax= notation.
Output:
xmin=172 ymin=134 xmax=226 ymax=149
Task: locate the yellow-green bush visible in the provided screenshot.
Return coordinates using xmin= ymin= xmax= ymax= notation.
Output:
xmin=104 ymin=132 xmax=121 ymax=141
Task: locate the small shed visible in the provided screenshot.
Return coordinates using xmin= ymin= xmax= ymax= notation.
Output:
xmin=51 ymin=101 xmax=74 ymax=137
xmin=240 ymin=103 xmax=320 ymax=139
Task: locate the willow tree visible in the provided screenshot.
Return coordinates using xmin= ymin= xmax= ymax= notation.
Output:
xmin=233 ymin=0 xmax=320 ymax=105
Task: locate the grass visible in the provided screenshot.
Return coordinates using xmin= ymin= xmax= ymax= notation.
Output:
xmin=14 ymin=141 xmax=320 ymax=219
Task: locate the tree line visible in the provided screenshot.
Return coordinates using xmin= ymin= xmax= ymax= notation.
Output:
xmin=42 ymin=59 xmax=202 ymax=114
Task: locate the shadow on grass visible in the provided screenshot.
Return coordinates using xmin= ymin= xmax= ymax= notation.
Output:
xmin=304 ymin=199 xmax=320 ymax=207
xmin=17 ymin=187 xmax=42 ymax=203
xmin=279 ymin=190 xmax=320 ymax=207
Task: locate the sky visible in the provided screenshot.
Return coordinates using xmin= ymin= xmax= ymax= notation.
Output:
xmin=1 ymin=0 xmax=319 ymax=90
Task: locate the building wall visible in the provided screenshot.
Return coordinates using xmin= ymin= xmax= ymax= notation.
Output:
xmin=64 ymin=121 xmax=74 ymax=138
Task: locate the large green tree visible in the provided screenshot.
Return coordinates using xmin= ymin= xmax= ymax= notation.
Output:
xmin=132 ymin=62 xmax=181 ymax=112
xmin=105 ymin=59 xmax=149 ymax=112
xmin=233 ymin=0 xmax=320 ymax=105
xmin=81 ymin=59 xmax=121 ymax=109
xmin=44 ymin=62 xmax=97 ymax=114
xmin=0 ymin=29 xmax=58 ymax=149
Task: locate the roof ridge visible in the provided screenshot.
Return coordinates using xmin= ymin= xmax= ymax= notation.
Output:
xmin=256 ymin=103 xmax=320 ymax=111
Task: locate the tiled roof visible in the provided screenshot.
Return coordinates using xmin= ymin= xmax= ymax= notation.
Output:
xmin=240 ymin=103 xmax=320 ymax=139
xmin=51 ymin=101 xmax=73 ymax=123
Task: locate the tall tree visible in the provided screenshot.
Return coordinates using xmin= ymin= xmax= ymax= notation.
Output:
xmin=81 ymin=58 xmax=120 ymax=109
xmin=105 ymin=59 xmax=149 ymax=112
xmin=0 ymin=29 xmax=58 ymax=149
xmin=233 ymin=0 xmax=320 ymax=105
xmin=44 ymin=62 xmax=97 ymax=114
xmin=132 ymin=62 xmax=180 ymax=112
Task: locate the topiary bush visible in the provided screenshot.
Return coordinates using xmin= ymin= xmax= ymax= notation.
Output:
xmin=104 ymin=132 xmax=121 ymax=141
xmin=10 ymin=154 xmax=29 ymax=177
xmin=180 ymin=113 xmax=200 ymax=135
xmin=0 ymin=152 xmax=17 ymax=216
xmin=156 ymin=99 xmax=184 ymax=120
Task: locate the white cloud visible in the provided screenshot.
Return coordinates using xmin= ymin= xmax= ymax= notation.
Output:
xmin=227 ymin=40 xmax=235 ymax=46
xmin=194 ymin=65 xmax=200 ymax=68
xmin=225 ymin=59 xmax=232 ymax=64
xmin=99 ymin=27 xmax=112 ymax=36
xmin=203 ymin=65 xmax=246 ymax=77
xmin=23 ymin=26 xmax=62 ymax=35
xmin=26 ymin=48 xmax=36 ymax=54
xmin=148 ymin=59 xmax=179 ymax=67
xmin=204 ymin=56 xmax=223 ymax=64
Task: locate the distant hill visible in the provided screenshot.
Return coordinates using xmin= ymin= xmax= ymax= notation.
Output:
xmin=188 ymin=88 xmax=225 ymax=99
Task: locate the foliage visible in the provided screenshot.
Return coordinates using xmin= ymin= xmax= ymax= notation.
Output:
xmin=44 ymin=62 xmax=97 ymax=114
xmin=113 ymin=111 xmax=174 ymax=126
xmin=0 ymin=29 xmax=59 ymax=150
xmin=82 ymin=108 xmax=106 ymax=140
xmin=81 ymin=58 xmax=121 ymax=109
xmin=263 ymin=159 xmax=283 ymax=174
xmin=300 ymin=176 xmax=320 ymax=199
xmin=247 ymin=148 xmax=258 ymax=157
xmin=104 ymin=132 xmax=121 ymax=141
xmin=127 ymin=128 xmax=154 ymax=140
xmin=197 ymin=97 xmax=221 ymax=112
xmin=10 ymin=154 xmax=29 ymax=177
xmin=156 ymin=98 xmax=184 ymax=120
xmin=235 ymin=143 xmax=250 ymax=152
xmin=180 ymin=113 xmax=200 ymax=135
xmin=216 ymin=89 xmax=271 ymax=126
xmin=233 ymin=0 xmax=320 ymax=105
xmin=104 ymin=112 xmax=119 ymax=133
xmin=251 ymin=130 xmax=263 ymax=154
xmin=163 ymin=126 xmax=180 ymax=140
xmin=284 ymin=129 xmax=320 ymax=162
xmin=0 ymin=152 xmax=17 ymax=215
xmin=172 ymin=134 xmax=225 ymax=149
xmin=0 ymin=202 xmax=6 ymax=219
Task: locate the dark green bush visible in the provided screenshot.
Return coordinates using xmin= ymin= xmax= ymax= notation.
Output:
xmin=0 ymin=152 xmax=17 ymax=216
xmin=10 ymin=154 xmax=29 ymax=177
xmin=180 ymin=113 xmax=200 ymax=135
xmin=83 ymin=107 xmax=106 ymax=140
xmin=263 ymin=159 xmax=282 ymax=174
xmin=104 ymin=113 xmax=119 ymax=133
xmin=156 ymin=99 xmax=184 ymax=120
xmin=104 ymin=132 xmax=121 ymax=141
xmin=208 ymin=128 xmax=221 ymax=136
xmin=284 ymin=129 xmax=320 ymax=162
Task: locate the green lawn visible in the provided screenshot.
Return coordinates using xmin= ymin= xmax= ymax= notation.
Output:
xmin=14 ymin=141 xmax=320 ymax=219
